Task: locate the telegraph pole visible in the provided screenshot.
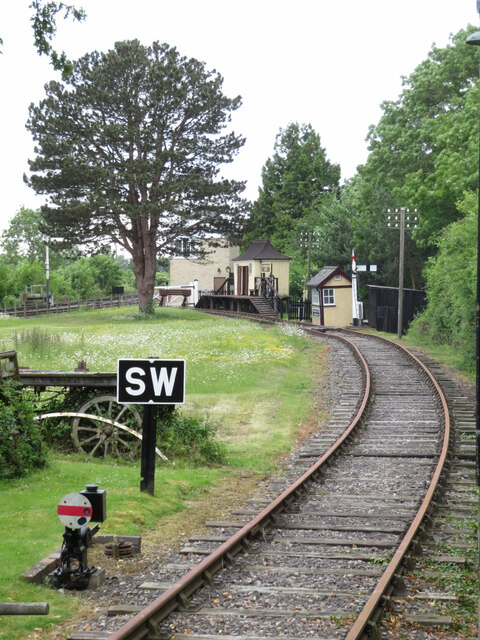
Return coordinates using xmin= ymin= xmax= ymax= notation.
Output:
xmin=387 ymin=207 xmax=418 ymax=339
xmin=300 ymin=231 xmax=320 ymax=299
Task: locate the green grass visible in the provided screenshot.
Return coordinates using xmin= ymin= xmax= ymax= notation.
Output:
xmin=0 ymin=453 xmax=228 ymax=639
xmin=361 ymin=325 xmax=475 ymax=382
xmin=0 ymin=307 xmax=326 ymax=639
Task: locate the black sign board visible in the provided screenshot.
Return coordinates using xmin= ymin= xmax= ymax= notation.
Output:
xmin=117 ymin=358 xmax=185 ymax=405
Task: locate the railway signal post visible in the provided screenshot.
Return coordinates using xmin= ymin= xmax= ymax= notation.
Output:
xmin=54 ymin=484 xmax=106 ymax=590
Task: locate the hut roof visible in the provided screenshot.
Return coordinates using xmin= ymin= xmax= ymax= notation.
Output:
xmin=233 ymin=239 xmax=291 ymax=262
xmin=306 ymin=266 xmax=351 ymax=288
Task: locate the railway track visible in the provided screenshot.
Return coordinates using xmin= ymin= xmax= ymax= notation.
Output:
xmin=65 ymin=323 xmax=477 ymax=640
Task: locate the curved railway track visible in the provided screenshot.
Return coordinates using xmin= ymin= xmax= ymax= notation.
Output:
xmin=67 ymin=322 xmax=463 ymax=640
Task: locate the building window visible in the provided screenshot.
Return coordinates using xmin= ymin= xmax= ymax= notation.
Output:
xmin=323 ymin=288 xmax=335 ymax=306
xmin=174 ymin=237 xmax=199 ymax=258
xmin=312 ymin=289 xmax=320 ymax=305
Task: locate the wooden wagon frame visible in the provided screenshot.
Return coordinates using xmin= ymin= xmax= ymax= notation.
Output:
xmin=15 ymin=361 xmax=166 ymax=460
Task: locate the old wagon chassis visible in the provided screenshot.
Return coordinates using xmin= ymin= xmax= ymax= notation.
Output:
xmin=19 ymin=369 xmax=117 ymax=393
xmin=19 ymin=369 xmax=148 ymax=460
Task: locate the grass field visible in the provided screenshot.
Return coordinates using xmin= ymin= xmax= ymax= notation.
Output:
xmin=0 ymin=307 xmax=329 ymax=640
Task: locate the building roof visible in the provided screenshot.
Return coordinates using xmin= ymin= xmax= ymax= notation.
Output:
xmin=306 ymin=266 xmax=351 ymax=288
xmin=233 ymin=239 xmax=291 ymax=262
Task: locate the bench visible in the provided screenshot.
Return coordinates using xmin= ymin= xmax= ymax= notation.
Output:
xmin=156 ymin=288 xmax=191 ymax=307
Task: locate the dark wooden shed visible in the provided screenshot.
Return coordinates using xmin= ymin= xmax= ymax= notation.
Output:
xmin=367 ymin=285 xmax=426 ymax=334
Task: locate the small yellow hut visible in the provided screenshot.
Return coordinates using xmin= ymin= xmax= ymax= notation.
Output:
xmin=232 ymin=239 xmax=290 ymax=297
xmin=307 ymin=266 xmax=352 ymax=327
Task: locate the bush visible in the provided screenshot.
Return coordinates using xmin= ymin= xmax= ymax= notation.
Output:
xmin=157 ymin=409 xmax=226 ymax=466
xmin=408 ymin=191 xmax=476 ymax=373
xmin=0 ymin=381 xmax=47 ymax=479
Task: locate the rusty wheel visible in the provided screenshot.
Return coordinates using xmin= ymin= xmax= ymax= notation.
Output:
xmin=71 ymin=394 xmax=142 ymax=460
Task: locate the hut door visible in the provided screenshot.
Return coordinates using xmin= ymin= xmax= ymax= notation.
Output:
xmin=213 ymin=277 xmax=224 ymax=293
xmin=241 ymin=266 xmax=249 ymax=295
xmin=236 ymin=266 xmax=242 ymax=295
xmin=236 ymin=266 xmax=249 ymax=295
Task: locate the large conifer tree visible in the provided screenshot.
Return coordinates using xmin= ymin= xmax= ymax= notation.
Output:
xmin=25 ymin=40 xmax=247 ymax=311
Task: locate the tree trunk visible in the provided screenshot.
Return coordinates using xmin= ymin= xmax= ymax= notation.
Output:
xmin=132 ymin=226 xmax=158 ymax=313
xmin=136 ymin=272 xmax=156 ymax=312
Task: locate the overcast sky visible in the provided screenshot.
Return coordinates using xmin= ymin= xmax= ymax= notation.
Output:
xmin=0 ymin=0 xmax=478 ymax=234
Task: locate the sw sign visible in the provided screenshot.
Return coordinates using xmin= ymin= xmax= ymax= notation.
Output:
xmin=117 ymin=358 xmax=185 ymax=405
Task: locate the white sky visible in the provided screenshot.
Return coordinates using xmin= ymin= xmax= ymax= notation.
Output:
xmin=0 ymin=0 xmax=478 ymax=234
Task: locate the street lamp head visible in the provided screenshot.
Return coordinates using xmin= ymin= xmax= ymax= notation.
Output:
xmin=466 ymin=30 xmax=480 ymax=46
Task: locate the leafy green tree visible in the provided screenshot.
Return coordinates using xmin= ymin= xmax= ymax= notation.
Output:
xmin=409 ymin=190 xmax=476 ymax=372
xmin=29 ymin=1 xmax=86 ymax=75
xmin=89 ymin=254 xmax=123 ymax=294
xmin=0 ymin=208 xmax=46 ymax=265
xmin=25 ymin=40 xmax=247 ymax=312
xmin=1 ymin=2 xmax=86 ymax=76
xmin=245 ymin=123 xmax=340 ymax=255
xmin=67 ymin=257 xmax=96 ymax=299
xmin=13 ymin=259 xmax=46 ymax=295
xmin=0 ymin=260 xmax=14 ymax=305
xmin=361 ymin=26 xmax=479 ymax=250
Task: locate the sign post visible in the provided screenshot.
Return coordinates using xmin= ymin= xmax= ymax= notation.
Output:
xmin=140 ymin=405 xmax=158 ymax=495
xmin=117 ymin=358 xmax=185 ymax=495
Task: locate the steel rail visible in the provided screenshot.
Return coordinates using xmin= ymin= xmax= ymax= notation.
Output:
xmin=337 ymin=329 xmax=451 ymax=640
xmin=147 ymin=312 xmax=451 ymax=639
xmin=106 ymin=333 xmax=371 ymax=640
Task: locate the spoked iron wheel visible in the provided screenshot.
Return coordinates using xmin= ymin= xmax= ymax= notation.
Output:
xmin=71 ymin=394 xmax=142 ymax=460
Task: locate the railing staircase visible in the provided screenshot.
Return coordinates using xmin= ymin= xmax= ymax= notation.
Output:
xmin=249 ymin=297 xmax=280 ymax=318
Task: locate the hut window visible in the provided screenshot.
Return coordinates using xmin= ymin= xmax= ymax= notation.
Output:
xmin=323 ymin=288 xmax=335 ymax=306
xmin=312 ymin=289 xmax=320 ymax=305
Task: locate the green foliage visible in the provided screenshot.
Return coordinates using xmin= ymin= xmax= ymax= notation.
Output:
xmin=29 ymin=1 xmax=86 ymax=76
xmin=245 ymin=123 xmax=340 ymax=258
xmin=157 ymin=409 xmax=226 ymax=466
xmin=142 ymin=298 xmax=156 ymax=318
xmin=360 ymin=27 xmax=479 ymax=250
xmin=0 ymin=2 xmax=85 ymax=77
xmin=11 ymin=327 xmax=60 ymax=355
xmin=0 ymin=252 xmax=132 ymax=307
xmin=0 ymin=208 xmax=45 ymax=264
xmin=0 ymin=381 xmax=46 ymax=479
xmin=408 ymin=191 xmax=476 ymax=372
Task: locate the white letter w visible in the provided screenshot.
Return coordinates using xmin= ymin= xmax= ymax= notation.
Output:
xmin=150 ymin=367 xmax=177 ymax=396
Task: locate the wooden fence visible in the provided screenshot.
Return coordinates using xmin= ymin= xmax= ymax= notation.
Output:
xmin=2 ymin=294 xmax=139 ymax=318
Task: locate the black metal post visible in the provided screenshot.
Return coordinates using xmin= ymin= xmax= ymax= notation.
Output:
xmin=140 ymin=404 xmax=158 ymax=495
xmin=466 ymin=26 xmax=480 ymax=639
xmin=466 ymin=29 xmax=480 ymax=488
